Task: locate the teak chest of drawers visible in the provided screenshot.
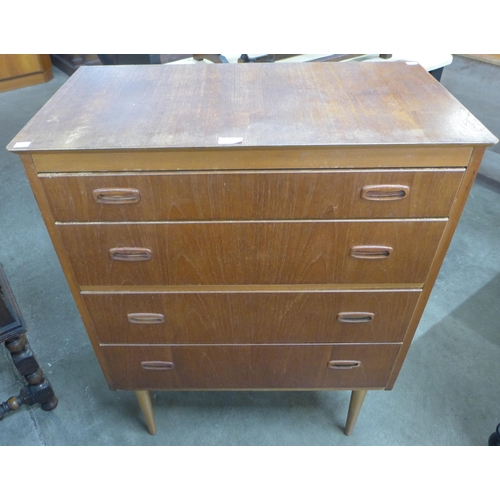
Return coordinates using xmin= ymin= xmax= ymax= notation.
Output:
xmin=8 ymin=62 xmax=497 ymax=436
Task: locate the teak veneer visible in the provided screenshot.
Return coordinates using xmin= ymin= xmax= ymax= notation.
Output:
xmin=8 ymin=62 xmax=498 ymax=436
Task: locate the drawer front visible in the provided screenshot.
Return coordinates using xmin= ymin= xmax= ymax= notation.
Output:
xmin=100 ymin=344 xmax=402 ymax=390
xmin=84 ymin=290 xmax=420 ymax=344
xmin=40 ymin=169 xmax=463 ymax=221
xmin=58 ymin=220 xmax=446 ymax=286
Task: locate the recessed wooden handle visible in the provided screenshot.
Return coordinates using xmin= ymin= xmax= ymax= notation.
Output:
xmin=141 ymin=361 xmax=174 ymax=371
xmin=127 ymin=313 xmax=165 ymax=324
xmin=361 ymin=185 xmax=409 ymax=201
xmin=328 ymin=360 xmax=362 ymax=370
xmin=109 ymin=247 xmax=152 ymax=262
xmin=337 ymin=312 xmax=374 ymax=323
xmin=93 ymin=188 xmax=141 ymax=204
xmin=350 ymin=245 xmax=393 ymax=259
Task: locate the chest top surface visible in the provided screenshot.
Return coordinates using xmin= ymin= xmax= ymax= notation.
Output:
xmin=7 ymin=61 xmax=498 ymax=153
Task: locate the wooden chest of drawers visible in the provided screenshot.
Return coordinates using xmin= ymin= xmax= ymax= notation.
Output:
xmin=7 ymin=62 xmax=497 ymax=436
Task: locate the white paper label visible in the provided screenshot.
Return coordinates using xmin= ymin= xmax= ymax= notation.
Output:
xmin=405 ymin=61 xmax=418 ymax=65
xmin=13 ymin=141 xmax=31 ymax=148
xmin=218 ymin=137 xmax=243 ymax=145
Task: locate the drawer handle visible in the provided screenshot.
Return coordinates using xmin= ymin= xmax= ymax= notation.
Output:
xmin=127 ymin=313 xmax=165 ymax=324
xmin=350 ymin=245 xmax=393 ymax=259
xmin=337 ymin=312 xmax=374 ymax=323
xmin=93 ymin=188 xmax=141 ymax=204
xmin=109 ymin=247 xmax=152 ymax=262
xmin=361 ymin=184 xmax=409 ymax=201
xmin=141 ymin=361 xmax=175 ymax=371
xmin=328 ymin=360 xmax=362 ymax=370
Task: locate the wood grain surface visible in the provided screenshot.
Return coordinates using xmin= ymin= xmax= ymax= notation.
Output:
xmin=40 ymin=169 xmax=464 ymax=221
xmin=100 ymin=344 xmax=402 ymax=390
xmin=0 ymin=54 xmax=46 ymax=79
xmin=7 ymin=58 xmax=500 ymax=432
xmin=458 ymin=54 xmax=500 ymax=66
xmin=7 ymin=62 xmax=498 ymax=152
xmin=56 ymin=220 xmax=446 ymax=286
xmin=0 ymin=55 xmax=53 ymax=93
xmin=82 ymin=289 xmax=420 ymax=344
xmin=31 ymin=147 xmax=474 ymax=172
xmin=386 ymin=146 xmax=489 ymax=388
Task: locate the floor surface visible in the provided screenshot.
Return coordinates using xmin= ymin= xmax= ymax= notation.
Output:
xmin=1 ymin=56 xmax=499 ymax=446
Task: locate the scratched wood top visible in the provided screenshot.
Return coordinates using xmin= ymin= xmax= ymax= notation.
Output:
xmin=7 ymin=62 xmax=498 ymax=152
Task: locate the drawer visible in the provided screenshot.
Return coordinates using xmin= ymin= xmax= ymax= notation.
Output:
xmin=40 ymin=169 xmax=463 ymax=221
xmin=100 ymin=344 xmax=402 ymax=390
xmin=84 ymin=290 xmax=420 ymax=344
xmin=58 ymin=220 xmax=446 ymax=286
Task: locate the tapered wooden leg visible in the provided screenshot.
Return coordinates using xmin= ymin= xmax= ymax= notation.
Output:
xmin=135 ymin=390 xmax=156 ymax=435
xmin=344 ymin=390 xmax=367 ymax=436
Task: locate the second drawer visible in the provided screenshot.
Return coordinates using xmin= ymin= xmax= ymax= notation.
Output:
xmin=57 ymin=220 xmax=446 ymax=286
xmin=84 ymin=289 xmax=420 ymax=344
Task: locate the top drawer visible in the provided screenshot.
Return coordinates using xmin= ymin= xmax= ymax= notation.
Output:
xmin=40 ymin=169 xmax=463 ymax=221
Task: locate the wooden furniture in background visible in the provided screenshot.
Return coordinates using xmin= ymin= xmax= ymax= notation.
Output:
xmin=7 ymin=62 xmax=497 ymax=436
xmin=237 ymin=54 xmax=372 ymax=63
xmin=0 ymin=264 xmax=57 ymax=419
xmin=458 ymin=54 xmax=500 ymax=67
xmin=193 ymin=54 xmax=391 ymax=64
xmin=0 ymin=55 xmax=53 ymax=93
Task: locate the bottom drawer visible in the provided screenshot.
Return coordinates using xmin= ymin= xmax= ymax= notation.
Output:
xmin=100 ymin=344 xmax=401 ymax=390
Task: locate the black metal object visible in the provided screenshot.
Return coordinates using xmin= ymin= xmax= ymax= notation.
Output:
xmin=489 ymin=423 xmax=500 ymax=445
xmin=238 ymin=54 xmax=283 ymax=63
xmin=0 ymin=264 xmax=57 ymax=420
xmin=193 ymin=54 xmax=229 ymax=64
xmin=429 ymin=67 xmax=444 ymax=81
xmin=97 ymin=54 xmax=162 ymax=65
xmin=0 ymin=267 xmax=26 ymax=344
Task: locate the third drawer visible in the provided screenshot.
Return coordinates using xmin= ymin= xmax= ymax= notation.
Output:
xmin=83 ymin=289 xmax=420 ymax=345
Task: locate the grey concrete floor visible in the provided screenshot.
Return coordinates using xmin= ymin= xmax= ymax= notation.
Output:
xmin=1 ymin=57 xmax=499 ymax=445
